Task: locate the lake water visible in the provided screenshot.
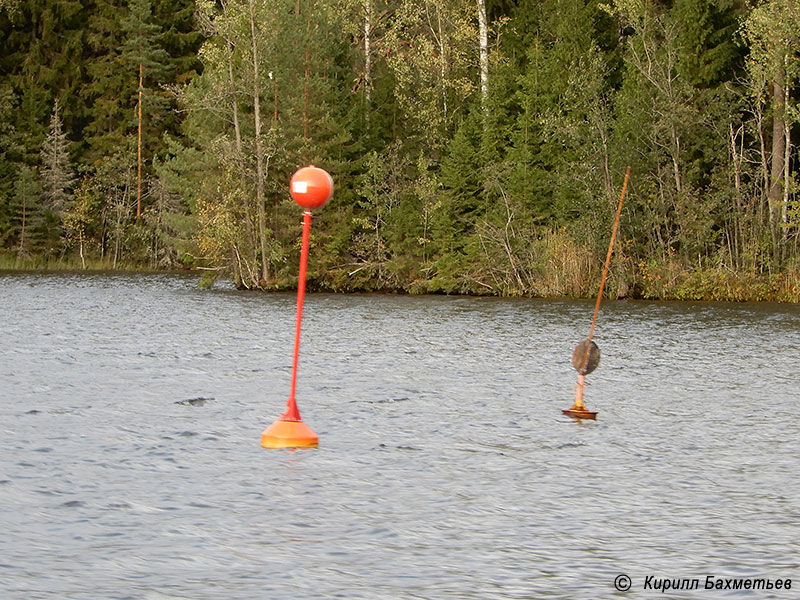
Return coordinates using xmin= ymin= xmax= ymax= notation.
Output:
xmin=1 ymin=273 xmax=798 ymax=599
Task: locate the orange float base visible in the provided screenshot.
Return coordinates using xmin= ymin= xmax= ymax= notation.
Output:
xmin=562 ymin=404 xmax=597 ymax=420
xmin=261 ymin=419 xmax=319 ymax=449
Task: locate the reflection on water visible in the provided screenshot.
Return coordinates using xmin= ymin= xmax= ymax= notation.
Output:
xmin=1 ymin=273 xmax=798 ymax=599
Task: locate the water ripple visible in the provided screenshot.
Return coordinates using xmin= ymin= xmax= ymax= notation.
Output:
xmin=1 ymin=274 xmax=798 ymax=599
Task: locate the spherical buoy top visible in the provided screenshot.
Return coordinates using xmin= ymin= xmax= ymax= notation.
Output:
xmin=290 ymin=166 xmax=333 ymax=209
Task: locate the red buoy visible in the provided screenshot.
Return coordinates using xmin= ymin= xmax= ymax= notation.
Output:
xmin=290 ymin=165 xmax=333 ymax=209
xmin=261 ymin=166 xmax=333 ymax=449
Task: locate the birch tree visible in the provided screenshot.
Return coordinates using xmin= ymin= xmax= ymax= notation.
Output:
xmin=607 ymin=0 xmax=719 ymax=263
xmin=190 ymin=0 xmax=279 ymax=287
xmin=188 ymin=0 xmax=347 ymax=288
xmin=64 ymin=178 xmax=97 ymax=269
xmin=384 ymin=0 xmax=477 ymax=149
xmin=247 ymin=0 xmax=271 ymax=282
xmin=741 ymin=0 xmax=800 ymax=260
xmin=335 ymin=0 xmax=390 ymax=130
xmin=476 ymin=0 xmax=488 ymax=115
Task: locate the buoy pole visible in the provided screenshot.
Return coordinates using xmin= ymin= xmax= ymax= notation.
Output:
xmin=573 ymin=373 xmax=587 ymax=411
xmin=283 ymin=210 xmax=312 ymax=422
xmin=586 ymin=166 xmax=631 ymax=353
xmin=261 ymin=166 xmax=333 ymax=449
xmin=564 ymin=166 xmax=631 ymax=419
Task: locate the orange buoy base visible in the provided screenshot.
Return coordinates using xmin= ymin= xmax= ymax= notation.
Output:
xmin=261 ymin=419 xmax=319 ymax=449
xmin=562 ymin=406 xmax=597 ymax=420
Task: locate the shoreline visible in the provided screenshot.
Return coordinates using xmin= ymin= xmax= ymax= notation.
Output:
xmin=2 ymin=263 xmax=798 ymax=303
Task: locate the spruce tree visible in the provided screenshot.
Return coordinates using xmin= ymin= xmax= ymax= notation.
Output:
xmin=84 ymin=0 xmax=132 ymax=166
xmin=0 ymin=84 xmax=23 ymax=239
xmin=152 ymin=0 xmax=204 ymax=139
xmin=40 ymin=99 xmax=75 ymax=213
xmin=673 ymin=0 xmax=745 ymax=89
xmin=1 ymin=0 xmax=89 ymax=161
xmin=120 ymin=0 xmax=172 ymax=217
xmin=11 ymin=165 xmax=42 ymax=256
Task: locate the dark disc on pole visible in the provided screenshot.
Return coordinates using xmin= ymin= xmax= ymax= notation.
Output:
xmin=572 ymin=340 xmax=600 ymax=375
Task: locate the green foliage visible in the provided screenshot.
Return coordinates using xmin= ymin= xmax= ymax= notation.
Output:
xmin=0 ymin=84 xmax=22 ymax=238
xmin=40 ymin=100 xmax=75 ymax=212
xmin=673 ymin=0 xmax=745 ymax=88
xmin=384 ymin=0 xmax=478 ymax=152
xmin=120 ymin=0 xmax=173 ymax=126
xmin=9 ymin=165 xmax=42 ymax=253
xmin=0 ymin=0 xmax=797 ymax=300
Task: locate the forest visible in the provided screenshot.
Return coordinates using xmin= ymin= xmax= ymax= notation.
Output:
xmin=0 ymin=0 xmax=798 ymax=300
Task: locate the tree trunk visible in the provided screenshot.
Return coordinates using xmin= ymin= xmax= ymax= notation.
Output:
xmin=79 ymin=228 xmax=86 ymax=270
xmin=227 ymin=42 xmax=242 ymax=154
xmin=226 ymin=37 xmax=259 ymax=264
xmin=303 ymin=1 xmax=312 ymax=140
xmin=729 ymin=122 xmax=745 ymax=268
xmin=18 ymin=198 xmax=27 ymax=255
xmin=670 ymin=123 xmax=682 ymax=195
xmin=768 ymin=68 xmax=786 ymax=262
xmin=781 ymin=76 xmax=790 ymax=236
xmin=437 ymin=10 xmax=447 ymax=120
xmin=248 ymin=0 xmax=269 ymax=284
xmin=755 ymin=100 xmax=769 ymax=261
xmin=363 ymin=0 xmax=372 ymax=128
xmin=137 ymin=63 xmax=143 ymax=218
xmin=477 ymin=0 xmax=488 ymax=116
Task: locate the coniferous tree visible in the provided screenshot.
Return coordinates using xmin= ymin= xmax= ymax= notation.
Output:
xmin=0 ymin=0 xmax=798 ymax=298
xmin=0 ymin=84 xmax=23 ymax=240
xmin=84 ymin=0 xmax=132 ymax=166
xmin=40 ymin=99 xmax=75 ymax=213
xmin=153 ymin=0 xmax=204 ymax=97
xmin=531 ymin=0 xmax=619 ymax=230
xmin=1 ymin=0 xmax=88 ymax=162
xmin=610 ymin=0 xmax=712 ymax=263
xmin=11 ymin=165 xmax=42 ymax=256
xmin=120 ymin=0 xmax=172 ymax=217
xmin=673 ymin=0 xmax=744 ymax=89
